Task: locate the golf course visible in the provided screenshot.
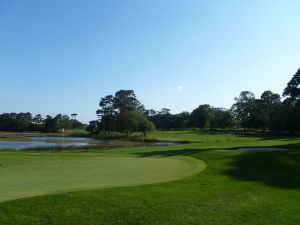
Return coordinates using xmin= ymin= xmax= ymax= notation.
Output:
xmin=1 ymin=1 xmax=300 ymax=223
xmin=1 ymin=130 xmax=300 ymax=225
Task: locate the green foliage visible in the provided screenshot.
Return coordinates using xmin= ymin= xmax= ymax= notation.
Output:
xmin=91 ymin=87 xmax=300 ymax=135
xmin=230 ymin=90 xmax=292 ymax=131
xmin=231 ymin=91 xmax=257 ymax=129
xmin=96 ymin=95 xmax=115 ymax=132
xmin=0 ymin=112 xmax=33 ymax=131
xmin=210 ymin=108 xmax=236 ymax=129
xmin=43 ymin=114 xmax=85 ymax=133
xmin=43 ymin=115 xmax=58 ymax=132
xmin=148 ymin=108 xmax=174 ymax=130
xmin=188 ymin=105 xmax=235 ymax=129
xmin=0 ymin=113 xmax=85 ymax=133
xmin=148 ymin=107 xmax=235 ymax=130
xmin=86 ymin=120 xmax=100 ymax=133
xmin=136 ymin=113 xmax=155 ymax=136
xmin=114 ymin=90 xmax=144 ymax=113
xmin=95 ymin=90 xmax=154 ymax=136
xmin=189 ymin=104 xmax=213 ymax=128
xmin=226 ymin=68 xmax=300 ymax=132
xmin=259 ymin=91 xmax=282 ymax=130
xmin=117 ymin=111 xmax=155 ymax=136
xmin=283 ymin=67 xmax=300 ymax=100
xmin=117 ymin=111 xmax=140 ymax=135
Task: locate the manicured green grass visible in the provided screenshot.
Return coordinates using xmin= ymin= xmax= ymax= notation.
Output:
xmin=0 ymin=153 xmax=204 ymax=202
xmin=0 ymin=131 xmax=300 ymax=225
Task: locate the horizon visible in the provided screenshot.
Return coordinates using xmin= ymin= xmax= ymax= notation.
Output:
xmin=1 ymin=1 xmax=299 ymax=123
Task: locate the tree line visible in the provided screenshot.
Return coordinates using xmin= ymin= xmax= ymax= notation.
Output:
xmin=0 ymin=113 xmax=85 ymax=132
xmin=89 ymin=67 xmax=300 ymax=135
xmin=1 ymin=68 xmax=299 ymax=135
xmin=87 ymin=90 xmax=237 ymax=135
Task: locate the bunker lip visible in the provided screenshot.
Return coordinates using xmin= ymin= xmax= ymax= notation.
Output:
xmin=239 ymin=147 xmax=289 ymax=152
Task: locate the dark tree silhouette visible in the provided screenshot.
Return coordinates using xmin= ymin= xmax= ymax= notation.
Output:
xmin=283 ymin=67 xmax=300 ymax=100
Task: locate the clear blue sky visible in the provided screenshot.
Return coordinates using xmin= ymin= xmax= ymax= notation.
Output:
xmin=0 ymin=0 xmax=299 ymax=123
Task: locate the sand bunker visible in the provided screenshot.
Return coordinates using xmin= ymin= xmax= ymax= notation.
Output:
xmin=239 ymin=147 xmax=289 ymax=152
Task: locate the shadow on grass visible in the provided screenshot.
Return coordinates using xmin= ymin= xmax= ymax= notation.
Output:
xmin=224 ymin=148 xmax=300 ymax=189
xmin=134 ymin=147 xmax=236 ymax=158
xmin=234 ymin=132 xmax=300 ymax=141
xmin=135 ymin=148 xmax=203 ymax=157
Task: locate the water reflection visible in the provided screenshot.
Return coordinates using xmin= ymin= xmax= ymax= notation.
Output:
xmin=27 ymin=136 xmax=91 ymax=141
xmin=0 ymin=136 xmax=179 ymax=150
xmin=0 ymin=141 xmax=89 ymax=150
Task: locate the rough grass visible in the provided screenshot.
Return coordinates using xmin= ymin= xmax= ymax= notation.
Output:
xmin=0 ymin=131 xmax=300 ymax=225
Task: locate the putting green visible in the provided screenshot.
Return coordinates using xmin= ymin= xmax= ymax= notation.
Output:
xmin=0 ymin=154 xmax=205 ymax=202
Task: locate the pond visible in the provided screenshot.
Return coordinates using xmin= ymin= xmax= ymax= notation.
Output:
xmin=27 ymin=136 xmax=91 ymax=141
xmin=0 ymin=141 xmax=89 ymax=150
xmin=0 ymin=136 xmax=179 ymax=150
xmin=0 ymin=136 xmax=93 ymax=150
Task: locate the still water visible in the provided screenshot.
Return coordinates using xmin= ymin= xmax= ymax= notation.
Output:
xmin=0 ymin=136 xmax=91 ymax=150
xmin=28 ymin=136 xmax=91 ymax=141
xmin=0 ymin=136 xmax=178 ymax=150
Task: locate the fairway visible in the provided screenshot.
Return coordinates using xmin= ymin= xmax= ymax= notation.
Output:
xmin=0 ymin=153 xmax=205 ymax=202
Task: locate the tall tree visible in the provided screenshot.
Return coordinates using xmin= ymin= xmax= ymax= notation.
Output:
xmin=261 ymin=91 xmax=281 ymax=105
xmin=33 ymin=114 xmax=43 ymax=124
xmin=210 ymin=108 xmax=236 ymax=129
xmin=231 ymin=91 xmax=256 ymax=130
xmin=283 ymin=67 xmax=300 ymax=100
xmin=282 ymin=68 xmax=300 ymax=132
xmin=97 ymin=95 xmax=115 ymax=133
xmin=173 ymin=112 xmax=191 ymax=129
xmin=16 ymin=112 xmax=32 ymax=131
xmin=114 ymin=90 xmax=144 ymax=113
xmin=136 ymin=113 xmax=155 ymax=136
xmin=44 ymin=115 xmax=59 ymax=132
xmin=94 ymin=90 xmax=155 ymax=136
xmin=260 ymin=91 xmax=281 ymax=131
xmin=189 ymin=104 xmax=213 ymax=129
xmin=148 ymin=108 xmax=174 ymax=130
xmin=116 ymin=111 xmax=155 ymax=136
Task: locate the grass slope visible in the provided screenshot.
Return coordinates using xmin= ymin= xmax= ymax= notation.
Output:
xmin=0 ymin=131 xmax=300 ymax=225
